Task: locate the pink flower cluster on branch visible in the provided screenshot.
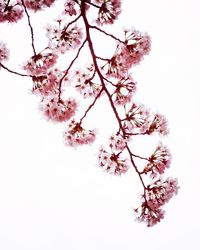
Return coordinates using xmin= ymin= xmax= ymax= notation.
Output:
xmin=0 ymin=0 xmax=23 ymax=23
xmin=0 ymin=0 xmax=179 ymax=227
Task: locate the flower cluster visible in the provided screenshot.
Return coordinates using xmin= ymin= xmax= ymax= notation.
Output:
xmin=24 ymin=0 xmax=56 ymax=12
xmin=74 ymin=65 xmax=102 ymax=98
xmin=121 ymin=28 xmax=151 ymax=67
xmin=0 ymin=0 xmax=23 ymax=23
xmin=102 ymin=46 xmax=128 ymax=78
xmin=40 ymin=96 xmax=77 ymax=122
xmin=143 ymin=143 xmax=171 ymax=177
xmin=104 ymin=28 xmax=151 ymax=78
xmin=134 ymin=177 xmax=179 ymax=227
xmin=46 ymin=18 xmax=83 ymax=54
xmin=63 ymin=0 xmax=77 ymax=16
xmin=95 ymin=0 xmax=121 ymax=25
xmin=147 ymin=113 xmax=169 ymax=136
xmin=108 ymin=134 xmax=127 ymax=151
xmin=98 ymin=134 xmax=128 ymax=175
xmin=123 ymin=103 xmax=150 ymax=134
xmin=0 ymin=41 xmax=9 ymax=64
xmin=32 ymin=68 xmax=63 ymax=96
xmin=111 ymin=75 xmax=137 ymax=105
xmin=64 ymin=119 xmax=96 ymax=147
xmin=98 ymin=147 xmax=129 ymax=175
xmin=23 ymin=52 xmax=58 ymax=76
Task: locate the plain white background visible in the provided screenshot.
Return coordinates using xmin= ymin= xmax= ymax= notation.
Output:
xmin=0 ymin=0 xmax=200 ymax=249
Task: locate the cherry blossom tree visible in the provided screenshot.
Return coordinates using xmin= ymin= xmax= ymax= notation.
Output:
xmin=0 ymin=0 xmax=179 ymax=227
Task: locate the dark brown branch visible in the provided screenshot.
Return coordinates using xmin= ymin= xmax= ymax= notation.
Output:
xmin=126 ymin=145 xmax=147 ymax=192
xmin=58 ymin=39 xmax=87 ymax=101
xmin=21 ymin=0 xmax=37 ymax=56
xmin=90 ymin=25 xmax=124 ymax=44
xmin=65 ymin=14 xmax=82 ymax=30
xmin=131 ymin=153 xmax=149 ymax=161
xmin=81 ymin=1 xmax=147 ymax=202
xmin=96 ymin=56 xmax=109 ymax=61
xmin=85 ymin=1 xmax=100 ymax=8
xmin=81 ymin=1 xmax=125 ymax=137
xmin=0 ymin=62 xmax=31 ymax=77
xmin=79 ymin=88 xmax=103 ymax=124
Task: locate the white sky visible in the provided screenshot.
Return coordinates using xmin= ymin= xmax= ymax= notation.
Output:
xmin=0 ymin=0 xmax=200 ymax=249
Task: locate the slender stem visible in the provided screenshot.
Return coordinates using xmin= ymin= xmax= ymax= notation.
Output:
xmin=80 ymin=88 xmax=103 ymax=124
xmin=85 ymin=1 xmax=100 ymax=8
xmin=102 ymin=75 xmax=116 ymax=86
xmin=65 ymin=14 xmax=81 ymax=30
xmin=90 ymin=25 xmax=124 ymax=44
xmin=131 ymin=153 xmax=149 ymax=161
xmin=0 ymin=63 xmax=31 ymax=77
xmin=96 ymin=56 xmax=109 ymax=61
xmin=58 ymin=39 xmax=87 ymax=101
xmin=126 ymin=145 xmax=147 ymax=191
xmin=21 ymin=0 xmax=37 ymax=56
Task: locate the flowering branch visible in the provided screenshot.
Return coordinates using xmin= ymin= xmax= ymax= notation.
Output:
xmin=0 ymin=0 xmax=179 ymax=227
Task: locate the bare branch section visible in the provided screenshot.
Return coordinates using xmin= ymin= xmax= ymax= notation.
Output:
xmin=0 ymin=63 xmax=31 ymax=77
xmin=21 ymin=0 xmax=37 ymax=56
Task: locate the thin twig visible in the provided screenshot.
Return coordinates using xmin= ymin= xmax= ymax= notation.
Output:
xmin=89 ymin=25 xmax=124 ymax=44
xmin=0 ymin=62 xmax=31 ymax=77
xmin=58 ymin=39 xmax=87 ymax=101
xmin=96 ymin=56 xmax=109 ymax=61
xmin=126 ymin=145 xmax=147 ymax=192
xmin=131 ymin=153 xmax=149 ymax=161
xmin=21 ymin=0 xmax=37 ymax=56
xmin=85 ymin=0 xmax=100 ymax=8
xmin=80 ymin=88 xmax=103 ymax=124
xmin=65 ymin=14 xmax=82 ymax=30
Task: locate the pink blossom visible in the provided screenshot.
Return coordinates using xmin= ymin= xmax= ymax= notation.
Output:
xmin=112 ymin=75 xmax=137 ymax=105
xmin=32 ymin=68 xmax=64 ymax=96
xmin=119 ymin=28 xmax=151 ymax=67
xmin=146 ymin=177 xmax=179 ymax=207
xmin=63 ymin=0 xmax=77 ymax=16
xmin=103 ymin=47 xmax=128 ymax=79
xmin=46 ymin=19 xmax=83 ymax=54
xmin=134 ymin=177 xmax=179 ymax=226
xmin=94 ymin=0 xmax=121 ymax=25
xmin=40 ymin=96 xmax=77 ymax=122
xmin=134 ymin=205 xmax=165 ymax=227
xmin=64 ymin=120 xmax=96 ymax=147
xmin=23 ymin=52 xmax=58 ymax=76
xmin=0 ymin=41 xmax=9 ymax=63
xmin=147 ymin=113 xmax=169 ymax=136
xmin=0 ymin=0 xmax=23 ymax=23
xmin=108 ymin=134 xmax=127 ymax=151
xmin=74 ymin=65 xmax=102 ymax=98
xmin=144 ymin=143 xmax=171 ymax=176
xmin=123 ymin=103 xmax=150 ymax=134
xmin=24 ymin=0 xmax=56 ymax=12
xmin=98 ymin=147 xmax=129 ymax=175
